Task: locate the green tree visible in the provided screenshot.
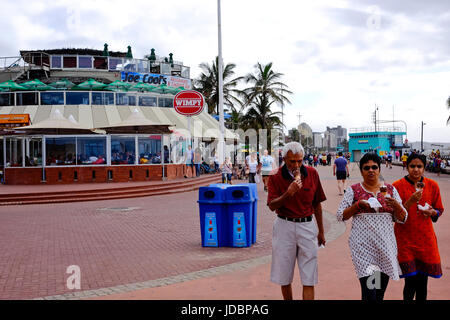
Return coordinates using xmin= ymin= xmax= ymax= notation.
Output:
xmin=240 ymin=62 xmax=292 ymax=152
xmin=194 ymin=57 xmax=243 ymax=115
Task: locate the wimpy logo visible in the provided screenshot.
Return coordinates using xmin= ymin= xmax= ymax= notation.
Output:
xmin=175 ymin=99 xmax=202 ymax=107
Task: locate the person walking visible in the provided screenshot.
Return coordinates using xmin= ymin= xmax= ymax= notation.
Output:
xmin=184 ymin=145 xmax=194 ymax=178
xmin=333 ymin=151 xmax=349 ymax=196
xmin=337 ymin=153 xmax=407 ymax=301
xmin=220 ymin=156 xmax=233 ymax=184
xmin=247 ymin=152 xmax=259 ymax=184
xmin=392 ymin=153 xmax=444 ymax=301
xmin=267 ymin=142 xmax=327 ymax=300
xmin=194 ymin=147 xmax=202 ymax=177
xmin=261 ymin=149 xmax=276 ymax=192
xmin=401 ymin=153 xmax=408 ymax=171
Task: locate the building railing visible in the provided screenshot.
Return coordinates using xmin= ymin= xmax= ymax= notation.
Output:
xmin=349 ymin=126 xmax=404 ymax=133
xmin=0 ymin=90 xmax=175 ymax=108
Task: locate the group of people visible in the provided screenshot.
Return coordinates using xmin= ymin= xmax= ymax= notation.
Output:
xmin=266 ymin=142 xmax=444 ymax=301
xmin=426 ymin=150 xmax=447 ymax=176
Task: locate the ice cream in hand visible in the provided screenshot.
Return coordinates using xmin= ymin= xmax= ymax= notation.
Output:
xmin=416 ymin=181 xmax=425 ymax=190
xmin=380 ymin=185 xmax=387 ymax=196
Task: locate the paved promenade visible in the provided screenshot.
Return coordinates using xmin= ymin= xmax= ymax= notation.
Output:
xmin=0 ymin=163 xmax=448 ymax=300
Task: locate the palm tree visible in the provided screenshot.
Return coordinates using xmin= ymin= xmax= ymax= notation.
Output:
xmin=195 ymin=57 xmax=243 ymax=115
xmin=240 ymin=62 xmax=292 ymax=152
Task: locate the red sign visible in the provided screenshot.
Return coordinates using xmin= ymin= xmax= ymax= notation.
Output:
xmin=173 ymin=90 xmax=205 ymax=116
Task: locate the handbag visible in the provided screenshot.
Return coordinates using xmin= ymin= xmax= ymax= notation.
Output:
xmin=255 ymin=173 xmax=261 ymax=184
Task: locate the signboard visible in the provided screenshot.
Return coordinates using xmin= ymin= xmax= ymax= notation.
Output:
xmin=173 ymin=90 xmax=205 ymax=116
xmin=0 ymin=114 xmax=30 ymax=128
xmin=358 ymin=140 xmax=369 ymax=144
xmin=121 ymin=71 xmax=191 ymax=89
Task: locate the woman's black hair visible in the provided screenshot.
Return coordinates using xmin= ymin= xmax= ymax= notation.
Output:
xmin=359 ymin=152 xmax=382 ymax=171
xmin=406 ymin=153 xmax=426 ymax=167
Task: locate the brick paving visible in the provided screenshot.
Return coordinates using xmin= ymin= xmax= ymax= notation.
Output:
xmin=0 ymin=163 xmax=448 ymax=300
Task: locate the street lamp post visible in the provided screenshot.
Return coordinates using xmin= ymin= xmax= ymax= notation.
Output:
xmin=421 ymin=121 xmax=426 ymax=152
xmin=217 ymin=0 xmax=225 ymax=164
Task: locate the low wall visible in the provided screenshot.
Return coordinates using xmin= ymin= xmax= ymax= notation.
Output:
xmin=4 ymin=164 xmax=185 ymax=185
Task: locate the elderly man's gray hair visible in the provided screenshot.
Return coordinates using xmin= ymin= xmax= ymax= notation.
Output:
xmin=282 ymin=142 xmax=305 ymax=158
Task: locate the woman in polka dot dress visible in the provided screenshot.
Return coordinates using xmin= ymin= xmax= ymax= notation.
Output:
xmin=337 ymin=153 xmax=407 ymax=301
xmin=393 ymin=153 xmax=444 ymax=301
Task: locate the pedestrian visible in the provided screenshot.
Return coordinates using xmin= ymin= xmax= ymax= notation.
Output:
xmin=401 ymin=153 xmax=408 ymax=170
xmin=395 ymin=150 xmax=400 ymax=161
xmin=333 ymin=151 xmax=349 ymax=196
xmin=247 ymin=152 xmax=259 ymax=183
xmin=194 ymin=147 xmax=202 ymax=177
xmin=392 ymin=153 xmax=444 ymax=301
xmin=184 ymin=145 xmax=194 ymax=178
xmin=220 ymin=156 xmax=233 ymax=184
xmin=261 ymin=149 xmax=276 ymax=192
xmin=327 ymin=153 xmax=332 ymax=166
xmin=387 ymin=152 xmax=393 ymax=169
xmin=267 ymin=142 xmax=327 ymax=300
xmin=435 ymin=155 xmax=442 ymax=177
xmin=336 ymin=152 xmax=407 ymax=301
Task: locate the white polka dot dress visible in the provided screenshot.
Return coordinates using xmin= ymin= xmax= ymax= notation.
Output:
xmin=336 ymin=183 xmax=408 ymax=280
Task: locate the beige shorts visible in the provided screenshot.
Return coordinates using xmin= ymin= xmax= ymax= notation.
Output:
xmin=270 ymin=217 xmax=319 ymax=286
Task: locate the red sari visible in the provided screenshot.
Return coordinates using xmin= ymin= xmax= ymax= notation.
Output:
xmin=393 ymin=176 xmax=444 ymax=278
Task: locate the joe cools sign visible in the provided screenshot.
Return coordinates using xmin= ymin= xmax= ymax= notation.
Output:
xmin=174 ymin=90 xmax=205 ymax=116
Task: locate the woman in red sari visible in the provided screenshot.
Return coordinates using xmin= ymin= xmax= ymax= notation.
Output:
xmin=393 ymin=153 xmax=444 ymax=300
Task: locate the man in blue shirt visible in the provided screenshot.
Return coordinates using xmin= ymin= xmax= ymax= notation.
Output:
xmin=333 ymin=151 xmax=349 ymax=196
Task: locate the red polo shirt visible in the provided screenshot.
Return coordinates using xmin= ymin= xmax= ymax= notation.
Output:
xmin=267 ymin=164 xmax=327 ymax=218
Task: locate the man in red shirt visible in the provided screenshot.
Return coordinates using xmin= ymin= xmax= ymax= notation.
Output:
xmin=267 ymin=142 xmax=327 ymax=300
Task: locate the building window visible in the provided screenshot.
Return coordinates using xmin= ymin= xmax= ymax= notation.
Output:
xmin=123 ymin=59 xmax=137 ymax=72
xmin=158 ymin=97 xmax=173 ymax=108
xmin=17 ymin=92 xmax=38 ymax=106
xmin=108 ymin=58 xmax=123 ymax=71
xmin=5 ymin=138 xmax=23 ymax=167
xmin=51 ymin=56 xmax=62 ymax=69
xmin=137 ymin=60 xmax=149 ymax=73
xmin=116 ymin=93 xmax=136 ymax=106
xmin=111 ymin=136 xmax=136 ymax=165
xmin=66 ymin=92 xmax=90 ymax=105
xmin=0 ymin=93 xmax=15 ymax=106
xmin=138 ymin=95 xmax=157 ymax=107
xmin=46 ymin=137 xmax=76 ymax=165
xmin=94 ymin=57 xmax=107 ymax=70
xmin=63 ymin=56 xmax=77 ymax=68
xmin=26 ymin=138 xmax=42 ymax=167
xmin=78 ymin=56 xmax=93 ymax=69
xmin=138 ymin=136 xmax=161 ymax=164
xmin=77 ymin=137 xmax=107 ymax=165
xmin=92 ymin=92 xmax=114 ymax=105
xmin=41 ymin=92 xmax=64 ymax=105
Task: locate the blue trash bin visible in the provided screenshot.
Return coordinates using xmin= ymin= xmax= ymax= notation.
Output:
xmin=198 ymin=186 xmax=230 ymax=247
xmin=224 ymin=185 xmax=254 ymax=247
xmin=246 ymin=183 xmax=259 ymax=244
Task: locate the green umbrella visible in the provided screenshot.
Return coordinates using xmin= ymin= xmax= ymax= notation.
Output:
xmin=0 ymin=80 xmax=27 ymax=91
xmin=152 ymin=84 xmax=172 ymax=94
xmin=21 ymin=79 xmax=53 ymax=91
xmin=106 ymin=80 xmax=131 ymax=92
xmin=74 ymin=78 xmax=107 ymax=90
xmin=130 ymin=82 xmax=153 ymax=92
xmin=49 ymin=78 xmax=75 ymax=90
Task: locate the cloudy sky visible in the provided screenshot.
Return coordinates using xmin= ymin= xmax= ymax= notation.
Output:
xmin=1 ymin=0 xmax=450 ymax=143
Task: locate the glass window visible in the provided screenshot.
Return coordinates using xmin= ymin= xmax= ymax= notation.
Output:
xmin=138 ymin=136 xmax=161 ymax=164
xmin=66 ymin=92 xmax=90 ymax=105
xmin=94 ymin=57 xmax=107 ymax=70
xmin=116 ymin=93 xmax=136 ymax=106
xmin=17 ymin=92 xmax=38 ymax=106
xmin=137 ymin=60 xmax=149 ymax=73
xmin=46 ymin=137 xmax=76 ymax=166
xmin=63 ymin=56 xmax=77 ymax=68
xmin=0 ymin=93 xmax=15 ymax=106
xmin=26 ymin=137 xmax=42 ymax=167
xmin=108 ymin=58 xmax=123 ymax=71
xmin=78 ymin=56 xmax=92 ymax=69
xmin=5 ymin=138 xmax=23 ymax=167
xmin=123 ymin=59 xmax=137 ymax=72
xmin=92 ymin=92 xmax=114 ymax=105
xmin=111 ymin=136 xmax=136 ymax=165
xmin=158 ymin=97 xmax=173 ymax=108
xmin=77 ymin=137 xmax=107 ymax=165
xmin=138 ymin=95 xmax=157 ymax=107
xmin=40 ymin=92 xmax=64 ymax=105
xmin=51 ymin=56 xmax=62 ymax=69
